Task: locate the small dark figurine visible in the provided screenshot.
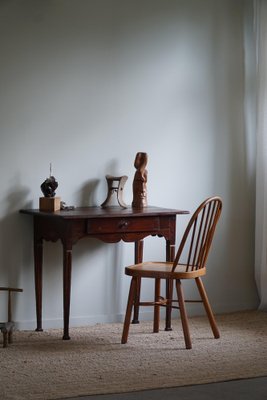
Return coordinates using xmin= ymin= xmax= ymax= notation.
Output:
xmin=40 ymin=176 xmax=58 ymax=198
xmin=132 ymin=152 xmax=148 ymax=209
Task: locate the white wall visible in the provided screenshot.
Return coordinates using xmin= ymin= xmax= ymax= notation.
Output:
xmin=0 ymin=0 xmax=259 ymax=330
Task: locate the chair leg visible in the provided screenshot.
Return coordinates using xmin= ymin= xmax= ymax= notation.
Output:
xmin=195 ymin=277 xmax=220 ymax=339
xmin=165 ymin=278 xmax=173 ymax=331
xmin=153 ymin=278 xmax=161 ymax=333
xmin=121 ymin=277 xmax=137 ymax=344
xmin=132 ymin=277 xmax=141 ymax=324
xmin=176 ymin=279 xmax=192 ymax=349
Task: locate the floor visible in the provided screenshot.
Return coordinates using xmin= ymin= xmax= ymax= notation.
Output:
xmin=65 ymin=376 xmax=267 ymax=400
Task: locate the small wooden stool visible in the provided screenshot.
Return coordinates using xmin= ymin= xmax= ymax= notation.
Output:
xmin=0 ymin=287 xmax=23 ymax=348
xmin=101 ymin=175 xmax=128 ymax=208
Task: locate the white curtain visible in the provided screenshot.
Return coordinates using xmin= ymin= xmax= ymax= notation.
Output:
xmin=255 ymin=0 xmax=267 ymax=309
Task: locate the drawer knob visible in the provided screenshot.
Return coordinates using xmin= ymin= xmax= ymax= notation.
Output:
xmin=119 ymin=220 xmax=128 ymax=228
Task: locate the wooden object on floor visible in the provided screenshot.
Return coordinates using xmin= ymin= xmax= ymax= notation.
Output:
xmin=39 ymin=196 xmax=61 ymax=212
xmin=121 ymin=196 xmax=222 ymax=350
xmin=0 ymin=287 xmax=23 ymax=348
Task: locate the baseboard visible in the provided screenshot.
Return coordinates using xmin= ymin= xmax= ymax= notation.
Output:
xmin=14 ymin=302 xmax=259 ymax=331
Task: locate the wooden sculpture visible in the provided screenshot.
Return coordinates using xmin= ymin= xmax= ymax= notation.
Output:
xmin=132 ymin=152 xmax=148 ymax=209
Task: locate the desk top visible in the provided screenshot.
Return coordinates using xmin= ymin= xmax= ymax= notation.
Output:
xmin=20 ymin=206 xmax=189 ymax=220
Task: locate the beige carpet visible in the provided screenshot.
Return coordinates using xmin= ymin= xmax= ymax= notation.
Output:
xmin=1 ymin=310 xmax=267 ymax=400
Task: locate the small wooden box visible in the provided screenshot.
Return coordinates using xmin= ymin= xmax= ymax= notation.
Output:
xmin=39 ymin=197 xmax=61 ymax=212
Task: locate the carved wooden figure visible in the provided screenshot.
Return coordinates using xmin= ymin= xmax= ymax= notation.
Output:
xmin=132 ymin=152 xmax=148 ymax=209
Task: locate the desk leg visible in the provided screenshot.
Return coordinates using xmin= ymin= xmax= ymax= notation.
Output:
xmin=165 ymin=241 xmax=175 ymax=331
xmin=132 ymin=239 xmax=144 ymax=324
xmin=63 ymin=244 xmax=72 ymax=340
xmin=34 ymin=238 xmax=43 ymax=332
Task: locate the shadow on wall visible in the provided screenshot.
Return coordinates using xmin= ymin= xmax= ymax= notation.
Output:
xmin=76 ymin=179 xmax=100 ymax=207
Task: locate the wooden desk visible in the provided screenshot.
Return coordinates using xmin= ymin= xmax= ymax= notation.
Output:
xmin=20 ymin=206 xmax=188 ymax=340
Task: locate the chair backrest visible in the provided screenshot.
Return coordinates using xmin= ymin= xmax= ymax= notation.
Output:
xmin=172 ymin=197 xmax=222 ymax=272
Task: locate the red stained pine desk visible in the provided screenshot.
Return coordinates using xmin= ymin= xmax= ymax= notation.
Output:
xmin=20 ymin=206 xmax=188 ymax=340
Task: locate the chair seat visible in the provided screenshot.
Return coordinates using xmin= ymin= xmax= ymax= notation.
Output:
xmin=125 ymin=262 xmax=206 ymax=279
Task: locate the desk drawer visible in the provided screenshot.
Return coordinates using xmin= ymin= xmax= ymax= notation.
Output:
xmin=87 ymin=217 xmax=160 ymax=234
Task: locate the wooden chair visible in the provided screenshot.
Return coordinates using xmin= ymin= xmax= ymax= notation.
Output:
xmin=0 ymin=287 xmax=23 ymax=348
xmin=121 ymin=196 xmax=222 ymax=349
